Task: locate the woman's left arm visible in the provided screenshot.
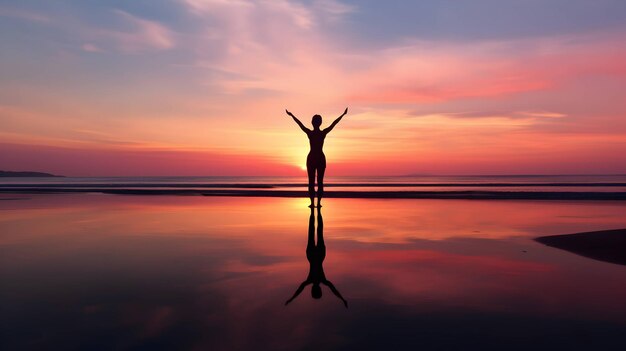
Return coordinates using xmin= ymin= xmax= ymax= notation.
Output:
xmin=323 ymin=280 xmax=348 ymax=308
xmin=323 ymin=107 xmax=348 ymax=134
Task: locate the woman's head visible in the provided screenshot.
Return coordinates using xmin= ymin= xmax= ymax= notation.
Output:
xmin=311 ymin=284 xmax=322 ymax=299
xmin=312 ymin=114 xmax=322 ymax=128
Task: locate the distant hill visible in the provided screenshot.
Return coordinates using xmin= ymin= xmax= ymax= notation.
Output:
xmin=0 ymin=171 xmax=63 ymax=177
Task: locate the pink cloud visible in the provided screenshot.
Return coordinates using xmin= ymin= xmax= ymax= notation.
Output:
xmin=81 ymin=43 xmax=103 ymax=53
xmin=179 ymin=0 xmax=626 ymax=111
xmin=346 ymin=34 xmax=626 ymax=104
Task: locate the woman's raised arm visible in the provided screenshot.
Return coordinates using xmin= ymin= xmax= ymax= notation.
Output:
xmin=286 ymin=109 xmax=310 ymax=133
xmin=285 ymin=281 xmax=310 ymax=305
xmin=323 ymin=280 xmax=348 ymax=308
xmin=323 ymin=107 xmax=348 ymax=134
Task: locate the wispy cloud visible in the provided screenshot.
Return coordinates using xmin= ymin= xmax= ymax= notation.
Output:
xmin=81 ymin=43 xmax=103 ymax=53
xmin=177 ymin=0 xmax=353 ymax=99
xmin=312 ymin=0 xmax=356 ymax=18
xmin=182 ymin=0 xmax=316 ymax=29
xmin=409 ymin=110 xmax=567 ymax=120
xmin=2 ymin=5 xmax=174 ymax=53
xmin=90 ymin=10 xmax=175 ymax=53
xmin=0 ymin=7 xmax=50 ymax=23
xmin=176 ymin=0 xmax=626 ymax=109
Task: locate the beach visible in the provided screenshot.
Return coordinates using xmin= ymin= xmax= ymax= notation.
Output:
xmin=1 ymin=192 xmax=625 ymax=350
xmin=2 ymin=175 xmax=626 ymax=200
xmin=3 ymin=0 xmax=626 ymax=349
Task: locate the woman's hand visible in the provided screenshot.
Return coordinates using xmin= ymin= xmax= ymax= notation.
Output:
xmin=342 ymin=107 xmax=348 ymax=116
xmin=285 ymin=109 xmax=294 ymax=117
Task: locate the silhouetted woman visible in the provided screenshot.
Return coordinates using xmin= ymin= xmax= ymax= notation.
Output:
xmin=286 ymin=108 xmax=348 ymax=208
xmin=285 ymin=207 xmax=347 ymax=307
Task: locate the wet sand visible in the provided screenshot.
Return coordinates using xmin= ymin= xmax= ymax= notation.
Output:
xmin=1 ymin=187 xmax=626 ymax=199
xmin=2 ymin=195 xmax=626 ymax=350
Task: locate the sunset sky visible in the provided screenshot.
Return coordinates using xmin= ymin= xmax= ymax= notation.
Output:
xmin=1 ymin=0 xmax=625 ymax=176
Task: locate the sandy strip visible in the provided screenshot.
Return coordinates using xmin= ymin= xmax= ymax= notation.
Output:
xmin=536 ymin=229 xmax=626 ymax=266
xmin=1 ymin=188 xmax=626 ymax=200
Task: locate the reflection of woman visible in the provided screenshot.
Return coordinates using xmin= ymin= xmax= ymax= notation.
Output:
xmin=286 ymin=108 xmax=348 ymax=208
xmin=285 ymin=207 xmax=347 ymax=307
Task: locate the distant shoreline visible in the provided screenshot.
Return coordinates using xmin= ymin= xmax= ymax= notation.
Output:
xmin=1 ymin=182 xmax=626 ymax=188
xmin=0 ymin=171 xmax=62 ymax=177
xmin=2 ymin=187 xmax=626 ymax=200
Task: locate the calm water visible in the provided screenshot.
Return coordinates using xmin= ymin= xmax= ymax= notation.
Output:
xmin=1 ymin=194 xmax=626 ymax=350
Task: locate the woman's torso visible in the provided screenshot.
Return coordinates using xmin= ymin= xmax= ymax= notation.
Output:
xmin=307 ymin=246 xmax=326 ymax=283
xmin=307 ymin=130 xmax=326 ymax=155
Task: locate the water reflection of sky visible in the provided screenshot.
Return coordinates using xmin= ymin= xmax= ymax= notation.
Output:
xmin=1 ymin=195 xmax=625 ymax=350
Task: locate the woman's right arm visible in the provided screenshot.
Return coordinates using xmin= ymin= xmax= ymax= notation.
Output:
xmin=285 ymin=281 xmax=309 ymax=305
xmin=286 ymin=109 xmax=310 ymax=134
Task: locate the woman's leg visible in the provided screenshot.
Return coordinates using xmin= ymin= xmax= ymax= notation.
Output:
xmin=307 ymin=165 xmax=316 ymax=207
xmin=316 ymin=207 xmax=325 ymax=256
xmin=307 ymin=207 xmax=315 ymax=257
xmin=316 ymin=166 xmax=325 ymax=207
